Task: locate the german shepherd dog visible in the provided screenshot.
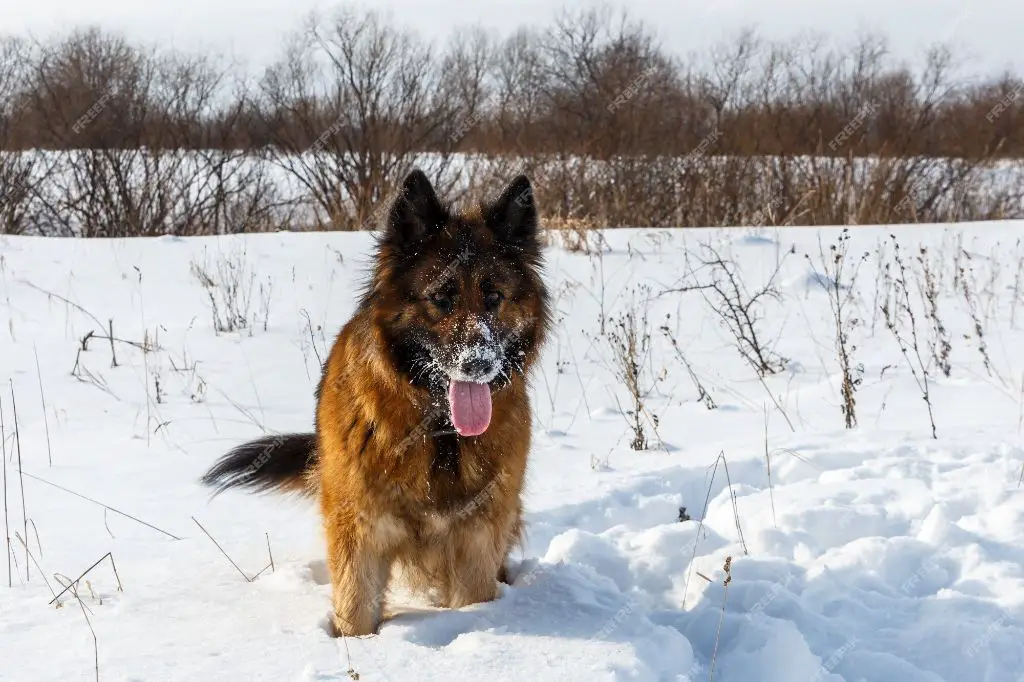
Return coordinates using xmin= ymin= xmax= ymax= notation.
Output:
xmin=201 ymin=170 xmax=551 ymax=637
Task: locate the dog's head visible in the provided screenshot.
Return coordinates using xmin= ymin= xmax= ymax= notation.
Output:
xmin=367 ymin=170 xmax=550 ymax=436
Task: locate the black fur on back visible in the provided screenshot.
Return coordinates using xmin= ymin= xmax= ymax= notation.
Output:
xmin=200 ymin=433 xmax=318 ymax=497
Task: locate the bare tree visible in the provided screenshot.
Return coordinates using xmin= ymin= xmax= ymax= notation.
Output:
xmin=257 ymin=7 xmax=460 ymax=231
xmin=0 ymin=36 xmax=47 ymax=234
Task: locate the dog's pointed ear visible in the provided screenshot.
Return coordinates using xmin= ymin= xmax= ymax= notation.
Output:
xmin=485 ymin=174 xmax=538 ymax=247
xmin=386 ymin=169 xmax=445 ymax=248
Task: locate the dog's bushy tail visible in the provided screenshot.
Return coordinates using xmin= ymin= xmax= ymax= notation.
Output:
xmin=200 ymin=433 xmax=319 ymax=497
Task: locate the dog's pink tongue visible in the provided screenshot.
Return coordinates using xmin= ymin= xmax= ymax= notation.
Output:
xmin=448 ymin=381 xmax=492 ymax=436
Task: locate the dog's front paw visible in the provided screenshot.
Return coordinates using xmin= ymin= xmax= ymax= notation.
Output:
xmin=328 ymin=611 xmax=379 ymax=638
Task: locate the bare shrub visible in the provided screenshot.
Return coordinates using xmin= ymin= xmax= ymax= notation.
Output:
xmin=604 ymin=286 xmax=664 ymax=451
xmin=190 ymin=247 xmax=257 ymax=334
xmin=676 ymin=242 xmax=788 ymax=377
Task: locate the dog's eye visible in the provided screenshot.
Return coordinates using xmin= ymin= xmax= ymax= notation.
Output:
xmin=430 ymin=291 xmax=454 ymax=313
xmin=484 ymin=290 xmax=504 ymax=310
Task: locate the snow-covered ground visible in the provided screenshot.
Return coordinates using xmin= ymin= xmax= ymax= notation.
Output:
xmin=1 ymin=222 xmax=1024 ymax=681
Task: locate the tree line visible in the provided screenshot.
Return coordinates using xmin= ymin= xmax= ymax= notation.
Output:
xmin=1 ymin=4 xmax=1022 ymax=235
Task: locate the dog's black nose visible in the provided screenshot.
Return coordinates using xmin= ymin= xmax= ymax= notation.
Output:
xmin=461 ymin=358 xmax=493 ymax=377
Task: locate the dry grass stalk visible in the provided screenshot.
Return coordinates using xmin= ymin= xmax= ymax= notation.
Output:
xmin=706 ymin=555 xmax=733 ymax=682
xmin=809 ymin=228 xmax=868 ymax=428
xmin=14 ymin=531 xmax=57 ymax=599
xmin=1 ymin=394 xmax=9 ymax=587
xmin=881 ymin=235 xmax=938 ymax=439
xmin=661 ymin=325 xmax=717 ymax=410
xmin=9 ymin=380 xmax=27 ymax=580
xmin=32 ymin=345 xmax=53 ymax=466
xmin=48 ymin=552 xmax=123 ymax=606
xmin=20 ymin=470 xmax=181 ymax=540
xmin=682 ymin=450 xmax=749 ymax=608
xmin=191 ymin=516 xmax=254 ymax=582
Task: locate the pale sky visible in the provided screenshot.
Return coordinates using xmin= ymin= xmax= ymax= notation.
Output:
xmin=2 ymin=0 xmax=1021 ymax=79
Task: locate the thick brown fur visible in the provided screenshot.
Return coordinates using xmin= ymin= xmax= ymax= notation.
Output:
xmin=201 ymin=170 xmax=550 ymax=637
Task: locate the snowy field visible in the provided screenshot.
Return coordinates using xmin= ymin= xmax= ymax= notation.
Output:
xmin=1 ymin=222 xmax=1024 ymax=681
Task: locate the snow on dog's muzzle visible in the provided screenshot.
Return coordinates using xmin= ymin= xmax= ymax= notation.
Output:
xmin=444 ymin=327 xmax=500 ymax=436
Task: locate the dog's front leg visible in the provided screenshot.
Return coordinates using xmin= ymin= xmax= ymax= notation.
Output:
xmin=444 ymin=520 xmax=508 ymax=609
xmin=325 ymin=513 xmax=394 ymax=637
